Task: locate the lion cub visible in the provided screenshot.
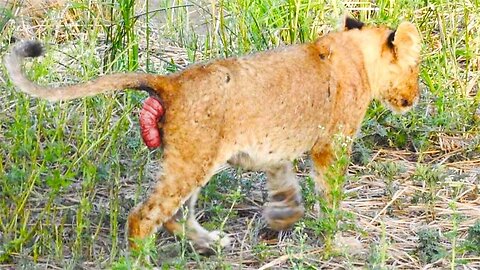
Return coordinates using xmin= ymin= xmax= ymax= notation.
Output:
xmin=4 ymin=17 xmax=421 ymax=254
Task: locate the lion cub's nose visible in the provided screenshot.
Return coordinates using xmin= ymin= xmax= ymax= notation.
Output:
xmin=400 ymin=98 xmax=410 ymax=107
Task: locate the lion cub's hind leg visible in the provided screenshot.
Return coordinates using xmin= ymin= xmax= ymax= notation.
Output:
xmin=127 ymin=138 xmax=229 ymax=252
xmin=263 ymin=162 xmax=305 ymax=231
xmin=163 ymin=189 xmax=231 ymax=255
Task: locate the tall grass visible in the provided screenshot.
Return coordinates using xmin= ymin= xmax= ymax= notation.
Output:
xmin=1 ymin=0 xmax=479 ymax=269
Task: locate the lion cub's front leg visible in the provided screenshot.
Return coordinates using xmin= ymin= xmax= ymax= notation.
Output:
xmin=310 ymin=140 xmax=352 ymax=213
xmin=310 ymin=142 xmax=335 ymax=208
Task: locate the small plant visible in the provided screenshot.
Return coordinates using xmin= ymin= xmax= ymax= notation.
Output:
xmin=351 ymin=141 xmax=372 ymax=166
xmin=412 ymin=164 xmax=444 ymax=220
xmin=300 ymin=175 xmax=317 ymax=210
xmin=367 ymin=223 xmax=389 ymax=270
xmin=464 ymin=219 xmax=480 ymax=254
xmin=252 ymin=242 xmax=273 ymax=261
xmin=315 ymin=134 xmax=352 ymax=256
xmin=372 ymin=161 xmax=405 ymax=199
xmin=417 ymin=227 xmax=446 ymax=264
xmin=445 ymin=202 xmax=465 ymax=268
xmin=371 ymin=160 xmax=405 ymax=212
xmin=122 ymin=235 xmax=158 ymax=269
xmin=371 ymin=160 xmax=402 ymax=184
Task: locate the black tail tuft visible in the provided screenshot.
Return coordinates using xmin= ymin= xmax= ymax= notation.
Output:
xmin=14 ymin=41 xmax=44 ymax=58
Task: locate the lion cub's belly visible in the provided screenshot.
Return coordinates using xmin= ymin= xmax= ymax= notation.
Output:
xmin=228 ymin=125 xmax=320 ymax=170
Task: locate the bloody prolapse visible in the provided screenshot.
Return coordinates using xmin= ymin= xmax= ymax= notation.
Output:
xmin=139 ymin=96 xmax=164 ymax=148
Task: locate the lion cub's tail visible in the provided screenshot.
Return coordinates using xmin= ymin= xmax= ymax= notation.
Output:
xmin=4 ymin=41 xmax=166 ymax=101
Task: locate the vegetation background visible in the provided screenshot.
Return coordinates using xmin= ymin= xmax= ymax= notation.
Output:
xmin=0 ymin=0 xmax=479 ymax=269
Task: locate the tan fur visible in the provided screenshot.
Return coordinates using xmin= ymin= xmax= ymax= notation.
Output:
xmin=4 ymin=19 xmax=421 ymax=253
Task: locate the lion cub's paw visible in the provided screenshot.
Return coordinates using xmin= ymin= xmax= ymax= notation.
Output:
xmin=193 ymin=230 xmax=231 ymax=256
xmin=264 ymin=202 xmax=305 ymax=231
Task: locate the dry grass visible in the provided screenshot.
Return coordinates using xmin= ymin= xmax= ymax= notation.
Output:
xmin=1 ymin=0 xmax=479 ymax=269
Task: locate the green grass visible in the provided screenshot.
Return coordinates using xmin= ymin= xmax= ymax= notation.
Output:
xmin=1 ymin=0 xmax=479 ymax=269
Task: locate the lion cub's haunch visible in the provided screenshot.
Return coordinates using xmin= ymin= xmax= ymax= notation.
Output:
xmin=4 ymin=17 xmax=421 ymax=254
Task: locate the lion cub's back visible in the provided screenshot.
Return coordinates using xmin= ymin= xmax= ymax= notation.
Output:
xmin=163 ymin=43 xmax=334 ymax=162
xmin=213 ymin=45 xmax=333 ymax=161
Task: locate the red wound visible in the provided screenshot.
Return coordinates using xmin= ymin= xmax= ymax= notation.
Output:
xmin=139 ymin=96 xmax=164 ymax=148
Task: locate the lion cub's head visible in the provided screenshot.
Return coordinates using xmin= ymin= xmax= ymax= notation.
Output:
xmin=345 ymin=18 xmax=422 ymax=114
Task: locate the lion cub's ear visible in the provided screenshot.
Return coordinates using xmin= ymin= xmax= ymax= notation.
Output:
xmin=389 ymin=22 xmax=421 ymax=67
xmin=343 ymin=17 xmax=365 ymax=30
